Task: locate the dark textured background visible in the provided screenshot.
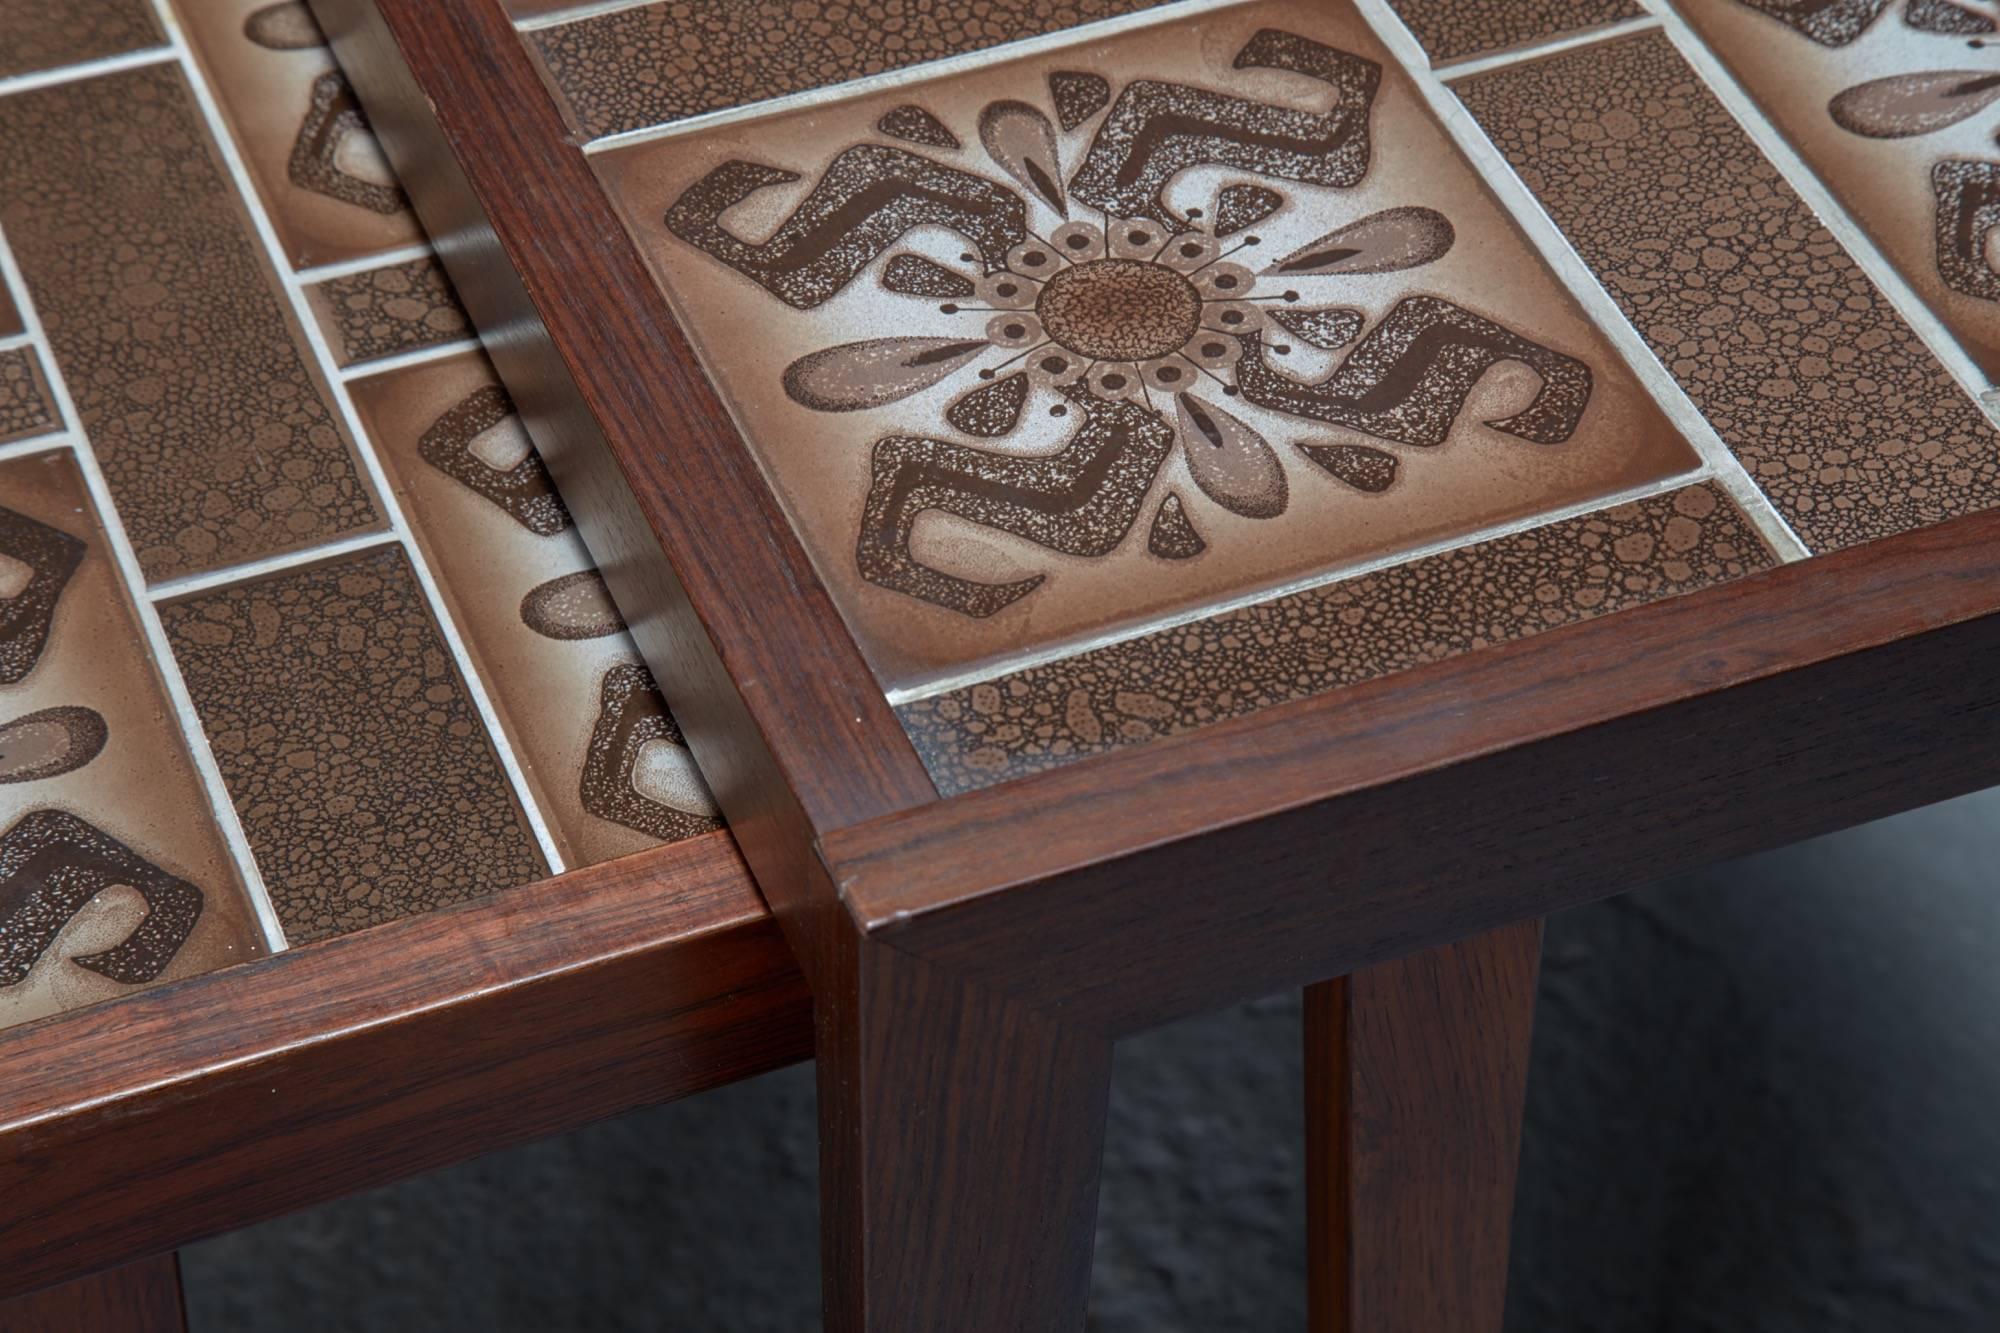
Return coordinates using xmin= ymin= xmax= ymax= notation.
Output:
xmin=184 ymin=789 xmax=2000 ymax=1330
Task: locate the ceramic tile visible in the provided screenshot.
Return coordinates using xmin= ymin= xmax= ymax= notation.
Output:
xmin=0 ymin=277 xmax=21 ymax=339
xmin=1387 ymin=0 xmax=1646 ymax=64
xmin=0 ymin=348 xmax=59 ymax=446
xmin=524 ymin=0 xmax=1178 ymax=139
xmin=305 ymin=256 xmax=472 ymax=368
xmin=1675 ymin=0 xmax=2000 ymax=382
xmin=159 ymin=546 xmax=547 ymax=943
xmin=1456 ymin=31 xmax=2000 ymax=551
xmin=0 ymin=450 xmax=264 ymax=1033
xmin=0 ymin=0 xmax=164 ymax=80
xmin=903 ymin=482 xmax=1774 ymax=791
xmin=597 ymin=0 xmax=1703 ymax=693
xmin=349 ymin=352 xmax=722 ymax=867
xmin=0 ymin=63 xmax=385 ymax=583
xmin=170 ymin=0 xmax=426 ymax=268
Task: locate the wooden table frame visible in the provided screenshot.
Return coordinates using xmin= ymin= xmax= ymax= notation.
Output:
xmin=305 ymin=0 xmax=2000 ymax=1327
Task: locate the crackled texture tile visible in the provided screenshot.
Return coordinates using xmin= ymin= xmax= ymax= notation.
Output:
xmin=350 ymin=352 xmax=721 ymax=868
xmin=1388 ymin=0 xmax=1645 ymax=64
xmin=171 ymin=0 xmax=425 ymax=268
xmin=525 ymin=0 xmax=1177 ymax=139
xmin=0 ymin=0 xmax=164 ymax=79
xmin=306 ymin=256 xmax=471 ymax=368
xmin=1456 ymin=31 xmax=2000 ymax=551
xmin=0 ymin=348 xmax=59 ymax=445
xmin=160 ymin=546 xmax=546 ymax=943
xmin=0 ymin=64 xmax=383 ymax=582
xmin=0 ymin=451 xmax=263 ymax=1032
xmin=902 ymin=483 xmax=1774 ymax=792
xmin=1676 ymin=0 xmax=2000 ymax=381
xmin=600 ymin=0 xmax=1702 ymax=692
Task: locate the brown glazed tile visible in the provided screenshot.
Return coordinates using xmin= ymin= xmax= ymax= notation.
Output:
xmin=159 ymin=545 xmax=547 ymax=943
xmin=1456 ymin=31 xmax=2000 ymax=551
xmin=1387 ymin=0 xmax=1645 ymax=64
xmin=1676 ymin=0 xmax=2000 ymax=381
xmin=901 ymin=482 xmax=1774 ymax=793
xmin=598 ymin=0 xmax=1702 ymax=692
xmin=0 ymin=348 xmax=60 ymax=446
xmin=524 ymin=0 xmax=1178 ymax=139
xmin=349 ymin=352 xmax=721 ymax=868
xmin=305 ymin=255 xmax=472 ymax=368
xmin=0 ymin=278 xmax=21 ymax=339
xmin=0 ymin=64 xmax=384 ymax=582
xmin=171 ymin=0 xmax=426 ymax=268
xmin=0 ymin=0 xmax=164 ymax=80
xmin=0 ymin=451 xmax=264 ymax=1033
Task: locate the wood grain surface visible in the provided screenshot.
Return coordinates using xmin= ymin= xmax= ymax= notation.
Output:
xmin=0 ymin=1254 xmax=185 ymax=1333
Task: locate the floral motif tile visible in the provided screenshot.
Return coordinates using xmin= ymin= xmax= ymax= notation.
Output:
xmin=595 ymin=0 xmax=1702 ymax=691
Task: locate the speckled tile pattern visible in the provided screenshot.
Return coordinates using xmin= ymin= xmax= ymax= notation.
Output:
xmin=900 ymin=483 xmax=1773 ymax=793
xmin=1387 ymin=0 xmax=1645 ymax=63
xmin=1675 ymin=0 xmax=2000 ymax=381
xmin=1454 ymin=31 xmax=2000 ymax=552
xmin=160 ymin=546 xmax=547 ymax=943
xmin=0 ymin=279 xmax=21 ymax=340
xmin=0 ymin=0 xmax=163 ymax=79
xmin=306 ymin=256 xmax=472 ymax=368
xmin=524 ymin=0 xmax=1177 ymax=139
xmin=0 ymin=347 xmax=59 ymax=445
xmin=0 ymin=451 xmax=264 ymax=1033
xmin=0 ymin=63 xmax=384 ymax=583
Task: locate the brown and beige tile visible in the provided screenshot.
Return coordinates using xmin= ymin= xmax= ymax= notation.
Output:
xmin=170 ymin=0 xmax=425 ymax=269
xmin=0 ymin=0 xmax=164 ymax=80
xmin=1455 ymin=29 xmax=2000 ymax=552
xmin=0 ymin=450 xmax=265 ymax=1033
xmin=305 ymin=255 xmax=472 ymax=369
xmin=598 ymin=0 xmax=1703 ymax=692
xmin=349 ymin=352 xmax=720 ymax=869
xmin=1674 ymin=0 xmax=2000 ymax=381
xmin=0 ymin=62 xmax=384 ymax=583
xmin=0 ymin=348 xmax=59 ymax=446
xmin=1387 ymin=0 xmax=1647 ymax=65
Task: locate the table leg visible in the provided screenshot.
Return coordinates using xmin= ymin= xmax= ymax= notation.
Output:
xmin=1305 ymin=920 xmax=1544 ymax=1333
xmin=0 ymin=1254 xmax=185 ymax=1333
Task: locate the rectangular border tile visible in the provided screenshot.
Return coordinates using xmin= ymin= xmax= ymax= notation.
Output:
xmin=305 ymin=254 xmax=472 ymax=368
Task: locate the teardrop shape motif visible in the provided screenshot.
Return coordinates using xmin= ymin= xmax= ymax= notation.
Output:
xmin=1174 ymin=392 xmax=1287 ymax=519
xmin=945 ymin=372 xmax=1029 ymax=437
xmin=782 ymin=337 xmax=987 ymax=411
xmin=1267 ymin=206 xmax=1456 ymax=276
xmin=244 ymin=1 xmax=323 ymax=49
xmin=1049 ymin=71 xmax=1110 ymax=131
xmin=979 ymin=100 xmax=1067 ymax=215
xmin=1270 ymin=306 xmax=1365 ymax=350
xmin=1146 ymin=492 xmax=1206 ymax=559
xmin=882 ymin=254 xmax=974 ymax=298
xmin=1830 ymin=71 xmax=2000 ymax=138
xmin=877 ymin=104 xmax=961 ymax=149
xmin=1212 ymin=183 xmax=1282 ymax=238
xmin=1298 ymin=442 xmax=1398 ymax=493
xmin=520 ymin=570 xmax=625 ymax=640
xmin=0 ymin=705 xmax=108 ymax=784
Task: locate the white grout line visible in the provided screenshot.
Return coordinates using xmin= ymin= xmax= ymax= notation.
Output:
xmin=513 ymin=0 xmax=658 ymax=32
xmin=294 ymin=241 xmax=437 ymax=286
xmin=337 ymin=336 xmax=484 ymax=383
xmin=1429 ymin=14 xmax=1663 ymax=78
xmin=148 ymin=530 xmax=402 ymax=602
xmin=0 ymin=427 xmax=75 ymax=465
xmin=1352 ymin=0 xmax=1811 ymax=563
xmin=0 ymin=331 xmax=35 ymax=354
xmin=0 ymin=46 xmax=175 ymax=101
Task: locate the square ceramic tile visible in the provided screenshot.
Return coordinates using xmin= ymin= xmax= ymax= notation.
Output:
xmin=0 ymin=0 xmax=164 ymax=80
xmin=1676 ymin=0 xmax=2000 ymax=381
xmin=0 ymin=450 xmax=265 ymax=1033
xmin=595 ymin=0 xmax=1702 ymax=691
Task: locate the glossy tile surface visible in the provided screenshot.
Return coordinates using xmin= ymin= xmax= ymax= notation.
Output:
xmin=1388 ymin=0 xmax=1645 ymax=63
xmin=902 ymin=483 xmax=1774 ymax=791
xmin=306 ymin=255 xmax=471 ymax=368
xmin=351 ymin=352 xmax=721 ymax=868
xmin=600 ymin=0 xmax=1702 ymax=691
xmin=0 ymin=348 xmax=59 ymax=445
xmin=0 ymin=0 xmax=164 ymax=79
xmin=525 ymin=0 xmax=1176 ymax=139
xmin=1676 ymin=0 xmax=2000 ymax=381
xmin=160 ymin=546 xmax=547 ymax=943
xmin=0 ymin=63 xmax=384 ymax=583
xmin=1456 ymin=30 xmax=2000 ymax=551
xmin=171 ymin=0 xmax=425 ymax=268
xmin=0 ymin=451 xmax=264 ymax=1032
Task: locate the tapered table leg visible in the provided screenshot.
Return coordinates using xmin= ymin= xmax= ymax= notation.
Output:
xmin=0 ymin=1254 xmax=186 ymax=1333
xmin=1305 ymin=920 xmax=1544 ymax=1333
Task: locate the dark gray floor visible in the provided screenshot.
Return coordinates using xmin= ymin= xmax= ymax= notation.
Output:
xmin=184 ymin=789 xmax=2000 ymax=1330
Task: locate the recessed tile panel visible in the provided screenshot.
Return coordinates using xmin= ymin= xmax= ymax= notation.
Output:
xmin=160 ymin=546 xmax=547 ymax=943
xmin=0 ymin=450 xmax=265 ymax=1033
xmin=1455 ymin=30 xmax=2000 ymax=552
xmin=306 ymin=255 xmax=472 ymax=368
xmin=0 ymin=63 xmax=384 ymax=582
xmin=0 ymin=0 xmax=164 ymax=80
xmin=1387 ymin=0 xmax=1645 ymax=64
xmin=349 ymin=352 xmax=722 ymax=868
xmin=0 ymin=347 xmax=59 ymax=445
xmin=598 ymin=0 xmax=1702 ymax=692
xmin=1675 ymin=0 xmax=2000 ymax=381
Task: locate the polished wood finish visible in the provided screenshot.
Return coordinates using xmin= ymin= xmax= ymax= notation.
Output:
xmin=0 ymin=833 xmax=810 ymax=1303
xmin=1306 ymin=922 xmax=1543 ymax=1333
xmin=0 ymin=1255 xmax=185 ymax=1333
